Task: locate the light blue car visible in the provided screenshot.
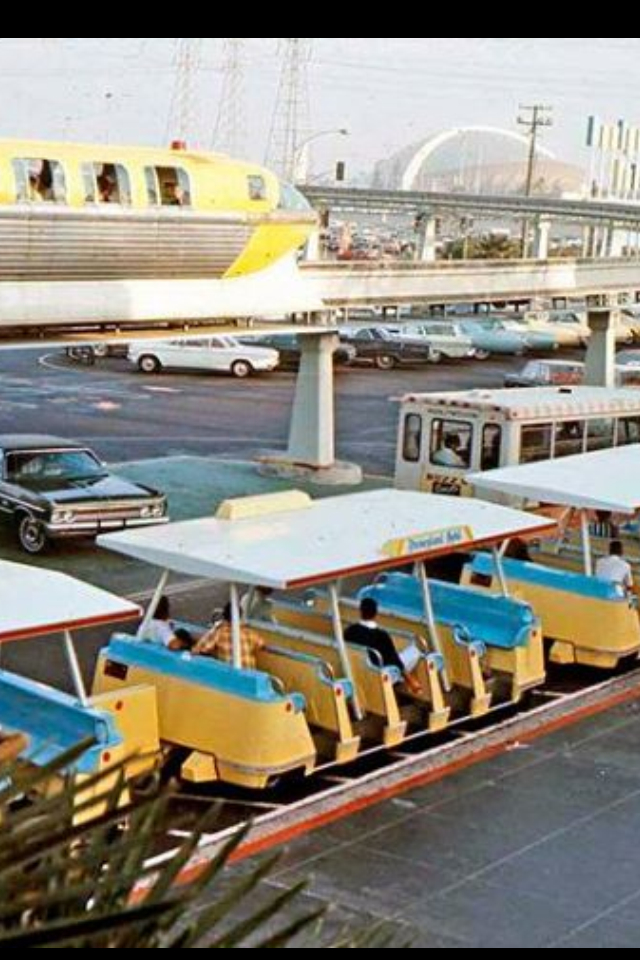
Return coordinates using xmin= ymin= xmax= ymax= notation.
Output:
xmin=459 ymin=319 xmax=530 ymax=359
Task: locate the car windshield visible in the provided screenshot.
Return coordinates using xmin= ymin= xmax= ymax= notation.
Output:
xmin=6 ymin=450 xmax=106 ymax=484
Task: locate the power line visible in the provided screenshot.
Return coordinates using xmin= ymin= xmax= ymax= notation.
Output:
xmin=518 ymin=104 xmax=554 ymax=197
xmin=212 ymin=38 xmax=246 ymax=157
xmin=166 ymin=38 xmax=204 ymax=145
xmin=518 ymin=104 xmax=554 ymax=256
xmin=265 ymin=39 xmax=312 ymax=180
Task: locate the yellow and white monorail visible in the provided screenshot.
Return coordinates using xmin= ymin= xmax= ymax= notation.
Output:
xmin=0 ymin=139 xmax=316 ymax=290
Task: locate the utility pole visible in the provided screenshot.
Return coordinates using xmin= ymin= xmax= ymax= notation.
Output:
xmin=167 ymin=38 xmax=204 ymax=145
xmin=265 ymin=39 xmax=312 ymax=181
xmin=212 ymin=38 xmax=246 ymax=157
xmin=518 ymin=104 xmax=554 ymax=256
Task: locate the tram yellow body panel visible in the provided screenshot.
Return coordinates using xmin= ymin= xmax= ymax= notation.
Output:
xmin=93 ymin=641 xmax=317 ymax=790
xmin=462 ymin=558 xmax=640 ymax=670
xmin=270 ymin=603 xmax=451 ymax=736
xmin=255 ymin=616 xmax=409 ymax=747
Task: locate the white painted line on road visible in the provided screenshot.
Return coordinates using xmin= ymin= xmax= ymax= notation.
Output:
xmin=142 ymin=386 xmax=184 ymax=395
xmin=38 ymin=353 xmax=69 ymax=373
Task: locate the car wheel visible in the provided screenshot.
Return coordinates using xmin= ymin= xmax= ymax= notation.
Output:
xmin=231 ymin=360 xmax=254 ymax=379
xmin=429 ymin=350 xmax=443 ymax=365
xmin=138 ymin=355 xmax=162 ymax=375
xmin=17 ymin=515 xmax=48 ymax=555
xmin=93 ymin=343 xmax=109 ymax=359
xmin=475 ymin=349 xmax=492 ymax=361
xmin=375 ymin=355 xmax=397 ymax=371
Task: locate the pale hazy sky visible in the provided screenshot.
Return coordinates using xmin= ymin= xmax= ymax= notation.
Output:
xmin=0 ymin=38 xmax=638 ymax=172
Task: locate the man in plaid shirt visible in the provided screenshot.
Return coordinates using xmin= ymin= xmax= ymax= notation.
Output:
xmin=195 ymin=603 xmax=265 ymax=671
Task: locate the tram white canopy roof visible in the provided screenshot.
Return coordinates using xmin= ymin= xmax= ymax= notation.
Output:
xmin=100 ymin=489 xmax=556 ymax=590
xmin=0 ymin=561 xmax=141 ymax=644
xmin=471 ymin=445 xmax=640 ymax=515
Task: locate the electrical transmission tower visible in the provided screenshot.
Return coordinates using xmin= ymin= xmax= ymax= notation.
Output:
xmin=167 ymin=38 xmax=204 ymax=145
xmin=266 ymin=38 xmax=312 ymax=181
xmin=212 ymin=38 xmax=246 ymax=157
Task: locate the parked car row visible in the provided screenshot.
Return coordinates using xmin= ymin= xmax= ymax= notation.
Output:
xmin=68 ymin=308 xmax=639 ymax=381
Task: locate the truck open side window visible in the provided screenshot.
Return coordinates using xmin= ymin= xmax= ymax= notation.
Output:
xmin=403 ymin=414 xmax=423 ymax=463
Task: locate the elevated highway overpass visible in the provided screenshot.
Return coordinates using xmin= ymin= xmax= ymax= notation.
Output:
xmin=301 ymin=186 xmax=640 ymax=227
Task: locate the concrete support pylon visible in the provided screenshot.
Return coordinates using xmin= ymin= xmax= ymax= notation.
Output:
xmin=304 ymin=228 xmax=322 ymax=262
xmin=532 ymin=217 xmax=552 ymax=260
xmin=259 ymin=329 xmax=363 ymax=485
xmin=584 ymin=307 xmax=617 ymax=388
xmin=418 ymin=216 xmax=438 ymax=263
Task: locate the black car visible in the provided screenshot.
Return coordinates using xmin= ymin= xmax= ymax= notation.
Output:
xmin=243 ymin=334 xmax=356 ymax=371
xmin=0 ymin=436 xmax=168 ymax=554
xmin=340 ymin=327 xmax=432 ymax=370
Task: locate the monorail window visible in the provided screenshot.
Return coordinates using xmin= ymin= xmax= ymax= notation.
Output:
xmin=587 ymin=418 xmax=616 ymax=452
xmin=430 ymin=419 xmax=473 ymax=470
xmin=481 ymin=424 xmax=502 ymax=471
xmin=82 ymin=163 xmax=131 ymax=205
xmin=555 ymin=420 xmax=586 ymax=459
xmin=618 ymin=416 xmax=640 ymax=446
xmin=13 ymin=158 xmax=66 ymax=204
xmin=521 ymin=423 xmax=553 ymax=464
xmin=146 ymin=166 xmax=192 ymax=207
xmin=248 ymin=175 xmax=267 ymax=202
xmin=403 ymin=414 xmax=423 ymax=463
xmin=278 ymin=182 xmax=312 ymax=211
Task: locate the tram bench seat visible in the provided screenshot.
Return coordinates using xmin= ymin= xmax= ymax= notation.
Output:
xmin=359 ymin=574 xmax=538 ymax=651
xmin=257 ymin=644 xmax=355 ymax=740
xmin=103 ymin=636 xmax=306 ymax=713
xmin=467 ymin=554 xmax=628 ymax=603
xmin=253 ymin=614 xmax=402 ymax=686
xmin=0 ymin=670 xmax=122 ymax=775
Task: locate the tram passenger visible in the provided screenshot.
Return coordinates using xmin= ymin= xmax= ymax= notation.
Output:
xmin=596 ymin=541 xmax=634 ymax=595
xmin=504 ymin=538 xmax=533 ymax=563
xmin=590 ymin=511 xmax=619 ymax=541
xmin=195 ymin=603 xmax=265 ymax=670
xmin=243 ymin=587 xmax=275 ymax=623
xmin=346 ymin=599 xmax=423 ymax=696
xmin=145 ymin=596 xmax=194 ymax=651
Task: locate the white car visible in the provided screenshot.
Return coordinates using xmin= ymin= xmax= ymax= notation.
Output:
xmin=129 ymin=337 xmax=280 ymax=379
xmin=392 ymin=321 xmax=478 ymax=363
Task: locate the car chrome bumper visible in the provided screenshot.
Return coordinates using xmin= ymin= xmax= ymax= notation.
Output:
xmin=46 ymin=516 xmax=170 ymax=538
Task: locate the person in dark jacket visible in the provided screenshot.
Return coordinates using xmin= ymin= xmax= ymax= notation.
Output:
xmin=345 ymin=598 xmax=422 ymax=696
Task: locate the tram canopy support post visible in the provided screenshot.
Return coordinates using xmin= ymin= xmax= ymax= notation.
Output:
xmin=64 ymin=631 xmax=88 ymax=706
xmin=230 ymin=583 xmax=243 ymax=672
xmin=138 ymin=569 xmax=170 ymax=639
xmin=493 ymin=547 xmax=510 ymax=597
xmin=581 ymin=511 xmax=594 ymax=577
xmin=417 ymin=563 xmax=451 ymax=692
xmin=328 ymin=582 xmax=363 ymax=721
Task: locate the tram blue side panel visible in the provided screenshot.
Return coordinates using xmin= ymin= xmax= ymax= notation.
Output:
xmin=360 ymin=574 xmax=537 ymax=650
xmin=468 ymin=554 xmax=626 ymax=602
xmin=104 ymin=636 xmax=306 ymax=712
xmin=0 ymin=670 xmax=122 ymax=775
